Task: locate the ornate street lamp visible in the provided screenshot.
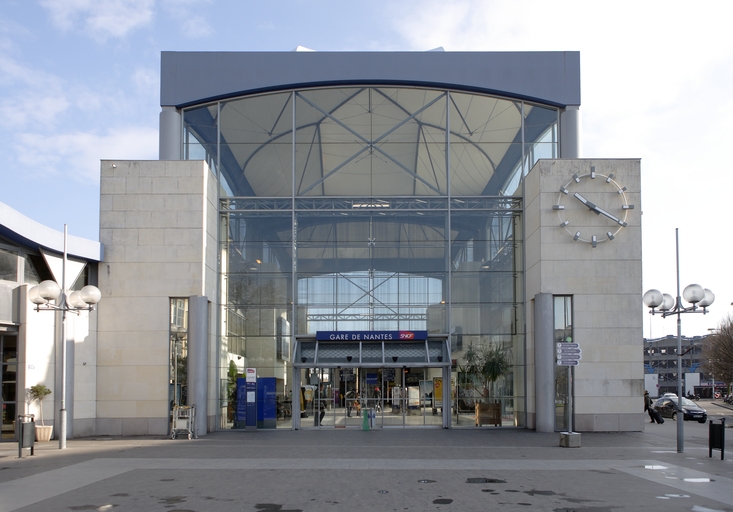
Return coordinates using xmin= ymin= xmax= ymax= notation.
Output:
xmin=27 ymin=225 xmax=101 ymax=449
xmin=643 ymin=229 xmax=713 ymax=453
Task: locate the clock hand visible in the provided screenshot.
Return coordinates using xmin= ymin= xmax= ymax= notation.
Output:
xmin=592 ymin=206 xmax=627 ymax=227
xmin=574 ymin=193 xmax=627 ymax=227
xmin=573 ymin=192 xmax=597 ymax=211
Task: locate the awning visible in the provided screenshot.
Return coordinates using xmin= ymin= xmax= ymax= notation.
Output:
xmin=293 ymin=332 xmax=450 ymax=368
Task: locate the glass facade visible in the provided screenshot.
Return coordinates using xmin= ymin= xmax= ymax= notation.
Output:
xmin=169 ymin=298 xmax=189 ymax=412
xmin=183 ymin=85 xmax=559 ymax=429
xmin=0 ymin=248 xmax=18 ymax=282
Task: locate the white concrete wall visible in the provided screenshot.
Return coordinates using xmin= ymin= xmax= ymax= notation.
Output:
xmin=15 ymin=284 xmax=98 ymax=439
xmin=97 ymin=160 xmax=217 ymax=436
xmin=525 ymin=159 xmax=644 ymax=432
xmin=18 ymin=285 xmax=57 ymax=427
xmin=69 ymin=309 xmax=98 ymax=436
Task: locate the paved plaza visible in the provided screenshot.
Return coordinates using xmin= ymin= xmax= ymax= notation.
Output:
xmin=1 ymin=404 xmax=732 ymax=512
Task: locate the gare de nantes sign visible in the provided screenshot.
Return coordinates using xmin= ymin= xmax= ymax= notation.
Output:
xmin=316 ymin=330 xmax=428 ymax=341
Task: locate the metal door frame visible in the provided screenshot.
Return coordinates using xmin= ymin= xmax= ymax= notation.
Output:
xmin=291 ymin=334 xmax=451 ymax=430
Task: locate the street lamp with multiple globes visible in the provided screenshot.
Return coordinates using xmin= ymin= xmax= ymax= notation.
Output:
xmin=27 ymin=225 xmax=101 ymax=449
xmin=643 ymin=228 xmax=714 ymax=453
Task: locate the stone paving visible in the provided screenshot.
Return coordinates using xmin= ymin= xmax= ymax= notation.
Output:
xmin=1 ymin=410 xmax=732 ymax=512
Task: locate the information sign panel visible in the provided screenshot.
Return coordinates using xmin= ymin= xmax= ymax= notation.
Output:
xmin=245 ymin=369 xmax=257 ymax=428
xmin=556 ymin=342 xmax=582 ymax=366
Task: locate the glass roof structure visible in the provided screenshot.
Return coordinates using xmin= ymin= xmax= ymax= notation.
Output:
xmin=183 ymin=86 xmax=558 ymax=198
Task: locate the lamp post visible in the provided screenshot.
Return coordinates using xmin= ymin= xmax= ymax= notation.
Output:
xmin=27 ymin=225 xmax=101 ymax=449
xmin=706 ymin=329 xmax=720 ymax=399
xmin=643 ymin=228 xmax=714 ymax=453
xmin=709 ymin=358 xmax=716 ymax=399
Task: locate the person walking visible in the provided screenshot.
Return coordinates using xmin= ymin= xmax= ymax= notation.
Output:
xmin=644 ymin=390 xmax=663 ymax=424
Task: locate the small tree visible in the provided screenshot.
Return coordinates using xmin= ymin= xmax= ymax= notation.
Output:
xmin=228 ymin=359 xmax=239 ymax=403
xmin=28 ymin=384 xmax=52 ymax=426
xmin=459 ymin=343 xmax=512 ymax=402
xmin=702 ymin=315 xmax=733 ymax=393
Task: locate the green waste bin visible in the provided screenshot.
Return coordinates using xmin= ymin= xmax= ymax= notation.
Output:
xmin=362 ymin=409 xmax=370 ymax=431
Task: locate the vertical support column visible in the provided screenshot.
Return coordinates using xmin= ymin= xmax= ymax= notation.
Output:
xmin=18 ymin=286 xmax=28 ymax=421
xmin=52 ymin=309 xmax=63 ymax=442
xmin=292 ymin=364 xmax=301 ymax=430
xmin=159 ymin=107 xmax=182 ymax=160
xmin=442 ymin=364 xmax=451 ymax=429
xmin=52 ymin=309 xmax=76 ymax=444
xmin=559 ymin=106 xmax=581 ymax=158
xmin=66 ymin=322 xmax=75 ymax=440
xmin=188 ymin=295 xmax=209 ymax=437
xmin=534 ymin=293 xmax=555 ymax=433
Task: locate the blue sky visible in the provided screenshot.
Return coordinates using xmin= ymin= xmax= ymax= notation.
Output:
xmin=1 ymin=0 xmax=732 ymax=336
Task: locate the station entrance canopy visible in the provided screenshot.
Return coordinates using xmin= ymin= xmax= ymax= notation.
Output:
xmin=293 ymin=331 xmax=450 ymax=369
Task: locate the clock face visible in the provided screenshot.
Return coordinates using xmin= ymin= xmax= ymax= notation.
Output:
xmin=554 ymin=167 xmax=633 ymax=247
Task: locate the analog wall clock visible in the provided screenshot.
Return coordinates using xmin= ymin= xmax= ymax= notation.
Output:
xmin=553 ymin=166 xmax=634 ymax=247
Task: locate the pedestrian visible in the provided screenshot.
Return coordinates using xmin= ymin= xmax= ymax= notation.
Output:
xmin=644 ymin=390 xmax=656 ymax=423
xmin=645 ymin=390 xmax=663 ymax=424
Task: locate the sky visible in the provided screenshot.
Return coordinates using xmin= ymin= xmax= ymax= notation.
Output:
xmin=1 ymin=0 xmax=732 ymax=337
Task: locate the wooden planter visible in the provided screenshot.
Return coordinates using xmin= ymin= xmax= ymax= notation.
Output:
xmin=475 ymin=403 xmax=501 ymax=427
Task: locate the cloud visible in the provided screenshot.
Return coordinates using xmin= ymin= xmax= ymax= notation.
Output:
xmin=132 ymin=66 xmax=159 ymax=93
xmin=0 ymin=17 xmax=34 ymax=53
xmin=388 ymin=0 xmax=733 ymax=335
xmin=0 ymin=53 xmax=63 ymax=89
xmin=161 ymin=0 xmax=213 ymax=39
xmin=40 ymin=0 xmax=155 ymax=42
xmin=0 ymin=93 xmax=70 ymax=129
xmin=15 ymin=126 xmax=159 ymax=183
xmin=0 ymin=53 xmax=71 ymax=128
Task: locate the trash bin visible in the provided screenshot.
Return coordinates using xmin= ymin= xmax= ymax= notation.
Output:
xmin=709 ymin=418 xmax=725 ymax=460
xmin=362 ymin=409 xmax=370 ymax=431
xmin=18 ymin=414 xmax=35 ymax=458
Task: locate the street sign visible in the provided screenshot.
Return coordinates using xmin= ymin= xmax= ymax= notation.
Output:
xmin=557 ymin=342 xmax=580 ymax=351
xmin=557 ymin=342 xmax=581 ymax=366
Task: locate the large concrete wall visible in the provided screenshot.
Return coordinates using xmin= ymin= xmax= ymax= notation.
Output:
xmin=97 ymin=160 xmax=218 ymax=436
xmin=525 ymin=159 xmax=644 ymax=432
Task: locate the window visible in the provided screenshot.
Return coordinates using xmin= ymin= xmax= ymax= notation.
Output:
xmin=169 ymin=298 xmax=189 ymax=410
xmin=0 ymin=248 xmax=17 ymax=282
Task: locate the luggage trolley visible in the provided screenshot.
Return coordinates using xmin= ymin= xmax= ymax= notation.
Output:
xmin=171 ymin=405 xmax=196 ymax=439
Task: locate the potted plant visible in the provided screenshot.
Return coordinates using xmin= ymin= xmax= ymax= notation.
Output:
xmin=459 ymin=343 xmax=511 ymax=426
xmin=27 ymin=384 xmax=53 ymax=441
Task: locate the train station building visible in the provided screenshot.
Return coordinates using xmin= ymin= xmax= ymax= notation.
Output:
xmin=1 ymin=51 xmax=643 ymax=441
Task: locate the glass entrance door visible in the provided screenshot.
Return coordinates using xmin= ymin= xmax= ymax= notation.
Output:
xmin=306 ymin=365 xmax=445 ymax=429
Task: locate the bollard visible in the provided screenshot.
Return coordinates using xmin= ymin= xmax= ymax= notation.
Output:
xmin=362 ymin=409 xmax=370 ymax=431
xmin=708 ymin=418 xmax=725 ymax=460
xmin=18 ymin=415 xmax=35 ymax=458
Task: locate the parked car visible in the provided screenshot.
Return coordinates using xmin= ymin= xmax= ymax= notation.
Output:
xmin=652 ymin=397 xmax=707 ymax=423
